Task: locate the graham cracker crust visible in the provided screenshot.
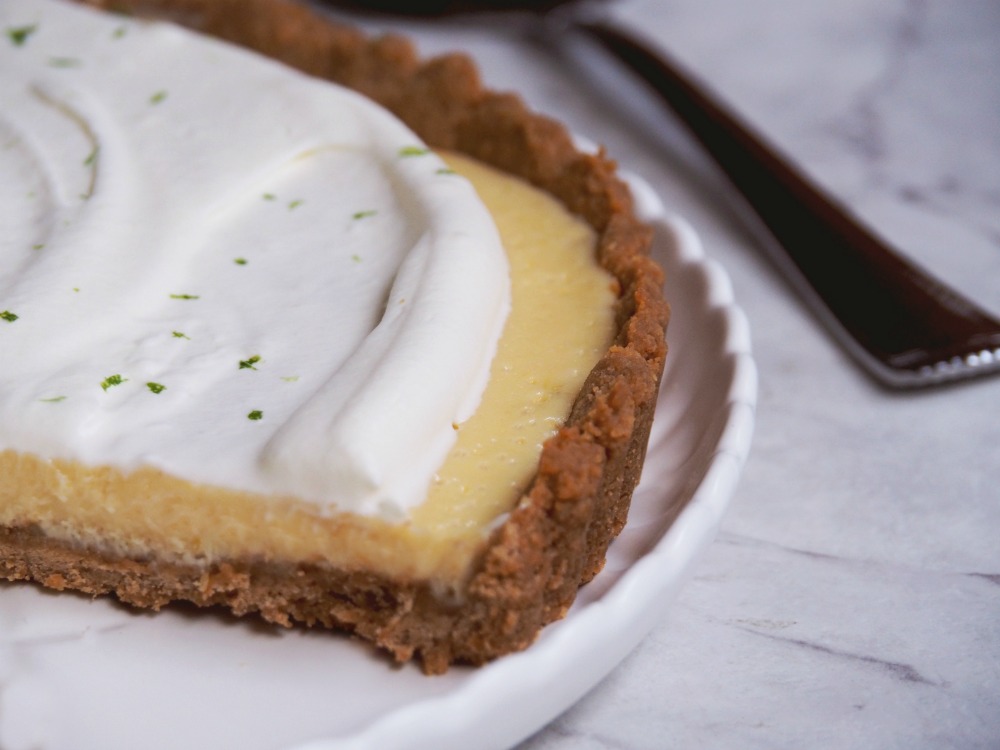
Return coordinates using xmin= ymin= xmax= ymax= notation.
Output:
xmin=1 ymin=0 xmax=670 ymax=673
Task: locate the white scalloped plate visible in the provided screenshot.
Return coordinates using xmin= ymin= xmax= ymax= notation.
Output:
xmin=0 ymin=178 xmax=756 ymax=750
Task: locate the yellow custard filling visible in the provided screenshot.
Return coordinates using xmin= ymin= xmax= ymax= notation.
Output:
xmin=1 ymin=152 xmax=618 ymax=583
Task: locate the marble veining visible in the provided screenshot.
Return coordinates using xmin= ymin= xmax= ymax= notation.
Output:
xmin=734 ymin=629 xmax=940 ymax=687
xmin=833 ymin=0 xmax=928 ymax=165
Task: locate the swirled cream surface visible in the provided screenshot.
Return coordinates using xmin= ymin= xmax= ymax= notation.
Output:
xmin=0 ymin=0 xmax=510 ymax=519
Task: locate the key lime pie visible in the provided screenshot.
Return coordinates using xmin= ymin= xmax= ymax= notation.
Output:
xmin=0 ymin=0 xmax=669 ymax=672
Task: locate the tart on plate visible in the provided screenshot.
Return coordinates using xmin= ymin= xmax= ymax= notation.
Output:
xmin=0 ymin=0 xmax=668 ymax=673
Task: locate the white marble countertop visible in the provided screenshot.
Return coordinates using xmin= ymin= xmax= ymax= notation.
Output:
xmin=334 ymin=1 xmax=1000 ymax=747
xmin=1 ymin=2 xmax=996 ymax=748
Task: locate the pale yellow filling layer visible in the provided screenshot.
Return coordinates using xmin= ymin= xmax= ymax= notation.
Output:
xmin=0 ymin=153 xmax=617 ymax=583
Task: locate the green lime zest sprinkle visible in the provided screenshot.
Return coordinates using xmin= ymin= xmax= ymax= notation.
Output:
xmin=32 ymin=243 xmax=44 ymax=250
xmin=100 ymin=374 xmax=127 ymax=391
xmin=40 ymin=395 xmax=67 ymax=403
xmin=83 ymin=145 xmax=99 ymax=166
xmin=146 ymin=382 xmax=166 ymax=394
xmin=169 ymin=293 xmax=199 ymax=300
xmin=351 ymin=254 xmax=362 ymax=263
xmin=1 ymin=310 xmax=18 ymax=323
xmin=239 ymin=355 xmax=261 ymax=370
xmin=247 ymin=409 xmax=263 ymax=421
xmin=262 ymin=193 xmax=276 ymax=201
xmin=281 ymin=375 xmax=299 ymax=382
xmin=398 ymin=146 xmax=429 ymax=157
xmin=288 ymin=199 xmax=304 ymax=210
xmin=352 ymin=209 xmax=377 ymax=220
xmin=436 ymin=167 xmax=456 ymax=175
xmin=234 ymin=257 xmax=248 ymax=265
xmin=48 ymin=56 xmax=81 ymax=68
xmin=112 ymin=25 xmax=127 ymax=39
xmin=150 ymin=90 xmax=168 ymax=105
xmin=172 ymin=330 xmax=190 ymax=339
xmin=6 ymin=25 xmax=37 ymax=46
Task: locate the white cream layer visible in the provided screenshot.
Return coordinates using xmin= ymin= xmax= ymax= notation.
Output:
xmin=0 ymin=0 xmax=510 ymax=519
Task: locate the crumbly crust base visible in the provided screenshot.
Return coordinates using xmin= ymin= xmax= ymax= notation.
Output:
xmin=1 ymin=0 xmax=670 ymax=673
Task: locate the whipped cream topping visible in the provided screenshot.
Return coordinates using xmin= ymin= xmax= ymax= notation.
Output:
xmin=0 ymin=0 xmax=510 ymax=519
